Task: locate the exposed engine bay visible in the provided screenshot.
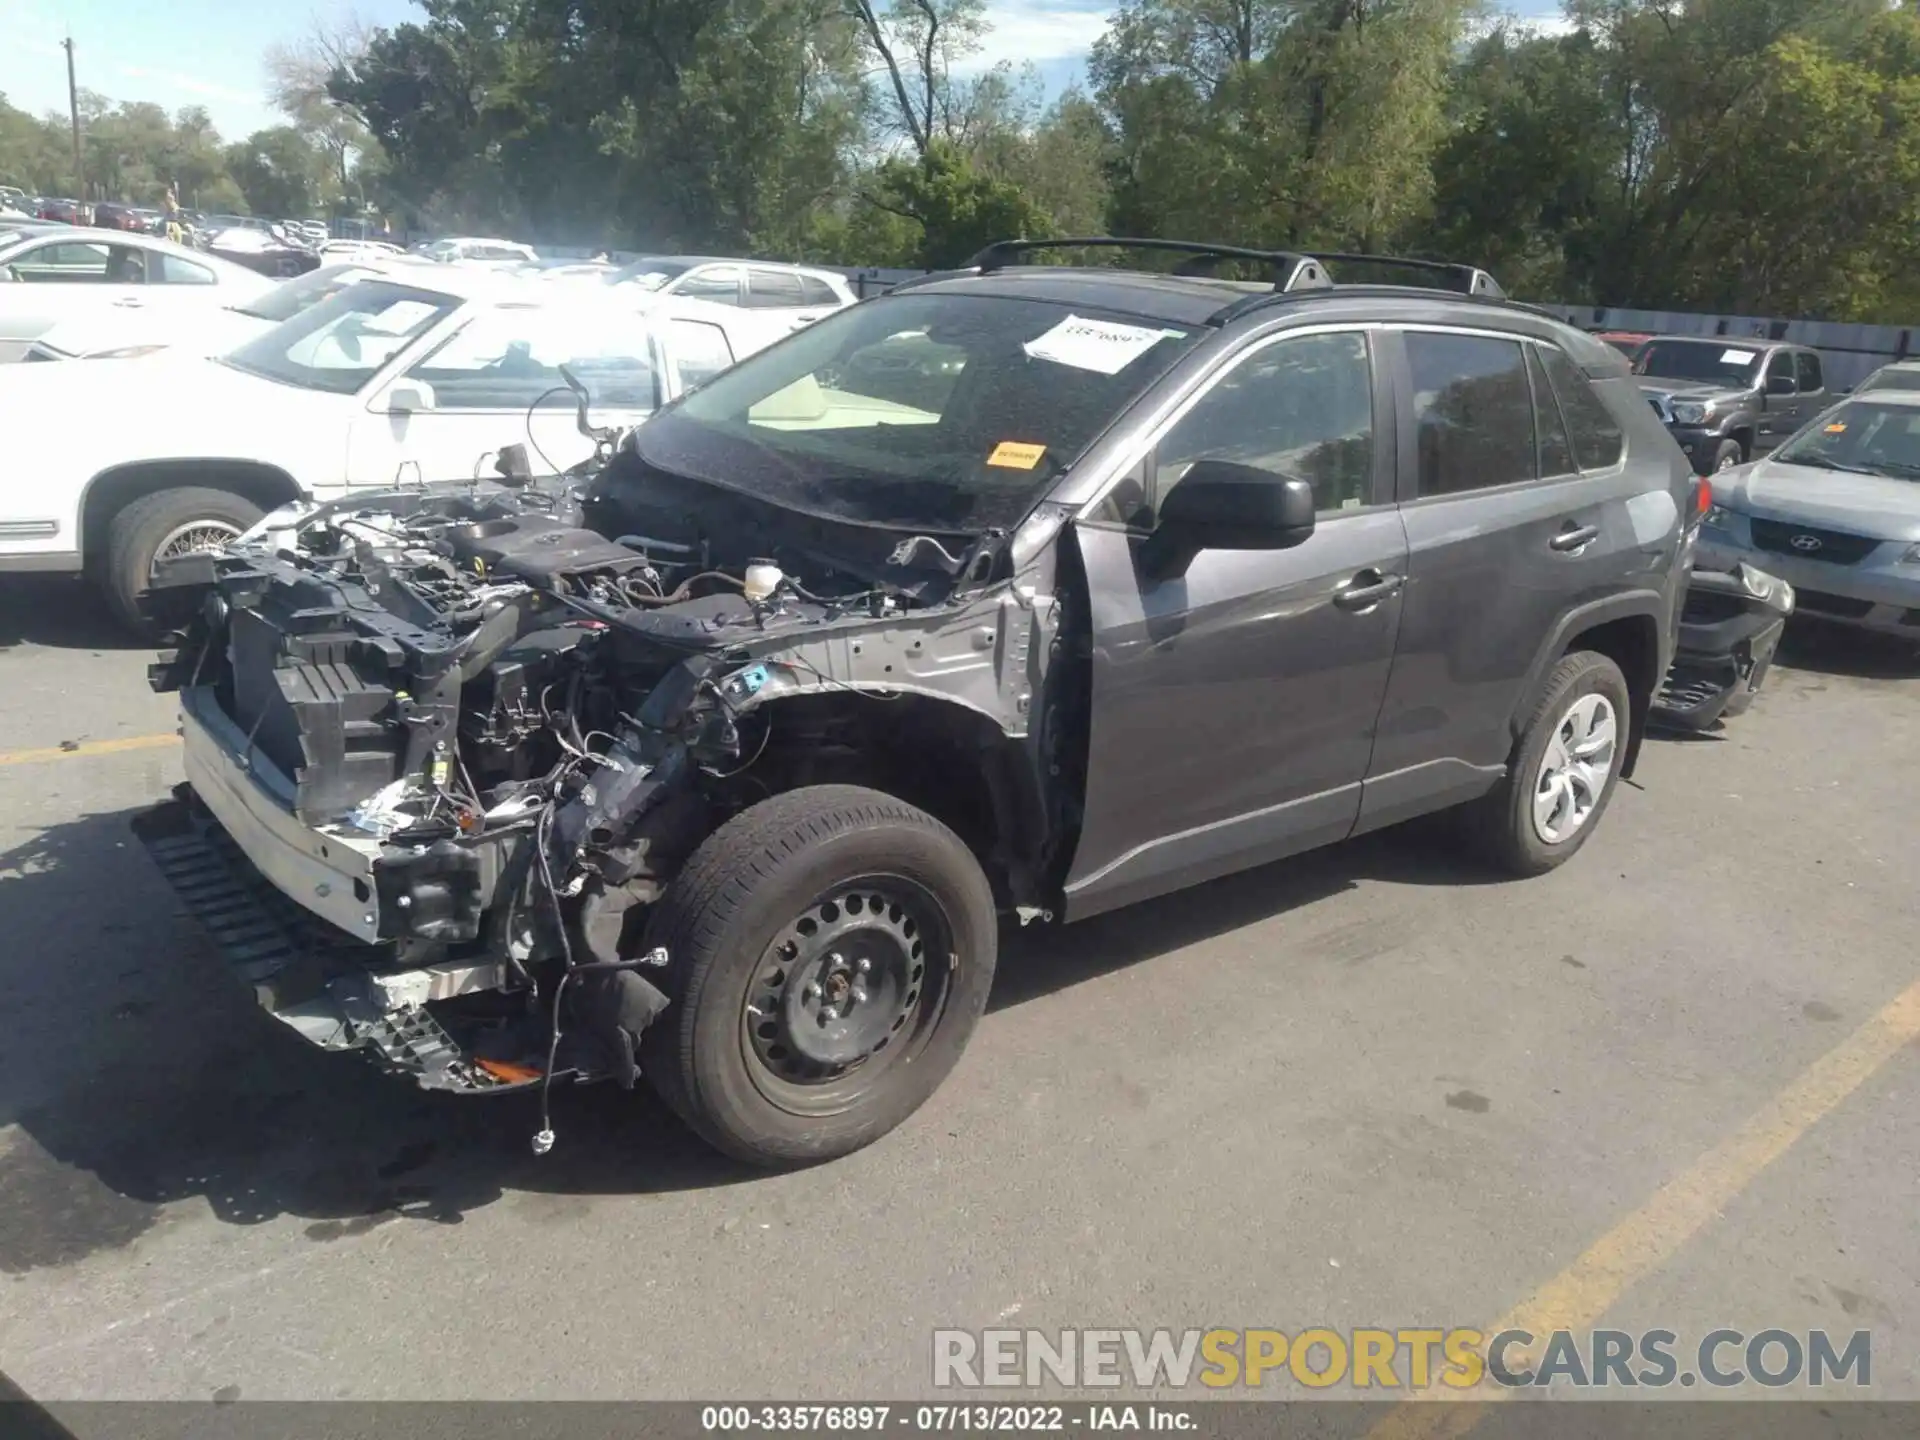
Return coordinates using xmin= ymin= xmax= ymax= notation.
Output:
xmin=135 ymin=442 xmax=1076 ymax=1149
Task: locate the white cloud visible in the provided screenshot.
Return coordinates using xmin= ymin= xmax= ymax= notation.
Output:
xmin=959 ymin=2 xmax=1116 ymax=74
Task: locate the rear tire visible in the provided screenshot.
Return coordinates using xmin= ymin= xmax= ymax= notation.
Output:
xmin=640 ymin=785 xmax=997 ymax=1167
xmin=1467 ymin=651 xmax=1631 ymax=877
xmin=102 ymin=487 xmax=262 ymax=636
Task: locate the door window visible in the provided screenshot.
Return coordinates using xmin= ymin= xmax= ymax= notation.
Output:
xmin=1767 ymin=351 xmax=1797 ymax=392
xmin=155 ymin=253 xmax=216 ymax=285
xmin=404 ymin=305 xmax=658 ymax=411
xmin=668 ymin=318 xmax=734 ymax=390
xmin=1154 ymin=330 xmax=1376 ymax=514
xmin=8 ymin=241 xmax=117 ymax=282
xmin=1526 ymin=345 xmax=1577 ymax=478
xmin=1795 ymin=351 xmax=1824 ymax=393
xmin=1536 ymin=343 xmax=1625 ymax=470
xmin=746 ymin=268 xmax=808 ymax=310
xmin=1404 ymin=331 xmax=1536 ymax=496
xmin=675 ymin=266 xmax=742 ymax=304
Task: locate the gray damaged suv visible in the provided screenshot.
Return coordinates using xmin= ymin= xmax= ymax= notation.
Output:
xmin=133 ymin=239 xmax=1698 ymax=1167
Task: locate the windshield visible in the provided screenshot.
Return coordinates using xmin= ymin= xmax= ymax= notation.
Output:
xmin=607 ymin=258 xmax=694 ymax=292
xmin=220 ymin=279 xmax=461 ymax=394
xmin=633 ymin=292 xmax=1201 ymax=533
xmin=1855 ymin=366 xmax=1920 ymax=395
xmin=1635 ymin=340 xmax=1762 ymax=387
xmin=230 ymin=264 xmax=384 ymax=323
xmin=1774 ymin=399 xmax=1920 ymax=479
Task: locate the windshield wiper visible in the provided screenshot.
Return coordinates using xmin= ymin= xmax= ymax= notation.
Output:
xmin=1782 ymin=454 xmax=1873 ymax=474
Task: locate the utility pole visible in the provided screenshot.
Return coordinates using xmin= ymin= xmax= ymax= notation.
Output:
xmin=63 ymin=36 xmax=83 ymax=201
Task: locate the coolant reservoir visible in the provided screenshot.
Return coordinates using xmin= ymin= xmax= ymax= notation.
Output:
xmin=743 ymin=559 xmax=783 ymax=603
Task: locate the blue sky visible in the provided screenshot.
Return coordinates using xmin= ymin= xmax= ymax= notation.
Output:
xmin=2 ymin=0 xmax=1571 ymax=143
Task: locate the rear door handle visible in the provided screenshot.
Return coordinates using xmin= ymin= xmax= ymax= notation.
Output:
xmin=1550 ymin=523 xmax=1600 ymax=553
xmin=1332 ymin=570 xmax=1406 ymax=611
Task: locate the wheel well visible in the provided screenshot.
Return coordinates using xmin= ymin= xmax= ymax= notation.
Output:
xmin=1562 ymin=613 xmax=1661 ymax=778
xmin=725 ymin=692 xmax=1047 ymax=911
xmin=79 ymin=461 xmax=302 ymax=563
xmin=1726 ymin=427 xmax=1753 ymax=457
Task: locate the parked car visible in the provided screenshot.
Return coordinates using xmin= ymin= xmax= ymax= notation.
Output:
xmin=0 ymin=269 xmax=790 ymax=627
xmin=1848 ymin=359 xmax=1920 ymax=396
xmin=201 ymin=226 xmax=322 ymax=278
xmin=1632 ymin=335 xmax=1830 ymax=475
xmin=90 ymin=202 xmax=143 ymax=232
xmin=25 ymin=257 xmax=440 ymax=360
xmin=1696 ymin=389 xmax=1920 ymax=636
xmin=0 ymin=185 xmax=27 ymax=212
xmin=35 ymin=198 xmax=87 ymax=223
xmin=318 ymin=239 xmax=405 ymax=262
xmin=425 ymin=237 xmax=540 ymax=267
xmin=606 ymin=255 xmax=855 ymax=327
xmin=125 ymin=238 xmax=1697 ymax=1169
xmin=0 ymin=228 xmax=276 ymax=362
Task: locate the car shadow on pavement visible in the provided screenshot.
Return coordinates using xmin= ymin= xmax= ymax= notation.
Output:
xmin=0 ymin=576 xmax=148 ymax=653
xmin=1774 ymin=616 xmax=1920 ymax=680
xmin=0 ymin=804 xmax=1509 ymax=1268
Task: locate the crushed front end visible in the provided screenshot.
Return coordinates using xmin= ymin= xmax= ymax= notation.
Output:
xmin=133 ymin=466 xmax=1050 ymax=1120
xmin=1650 ymin=562 xmax=1795 ymax=731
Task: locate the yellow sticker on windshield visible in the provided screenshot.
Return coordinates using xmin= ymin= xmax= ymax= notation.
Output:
xmin=988 ymin=441 xmax=1047 ymax=469
xmin=1825 ymin=422 xmax=1848 ymax=433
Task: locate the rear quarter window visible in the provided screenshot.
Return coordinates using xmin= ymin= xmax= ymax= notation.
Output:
xmin=1538 ymin=343 xmax=1626 ymax=471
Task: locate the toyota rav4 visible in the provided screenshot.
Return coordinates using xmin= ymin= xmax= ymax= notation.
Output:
xmin=132 ymin=240 xmax=1699 ymax=1168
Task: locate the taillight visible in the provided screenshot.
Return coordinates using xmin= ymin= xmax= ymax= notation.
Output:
xmin=1695 ymin=477 xmax=1713 ymax=517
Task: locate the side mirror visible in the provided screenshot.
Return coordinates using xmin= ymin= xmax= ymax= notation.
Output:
xmin=1766 ymin=375 xmax=1796 ymax=397
xmin=386 ymin=380 xmax=435 ymax=414
xmin=1143 ymin=461 xmax=1316 ymax=576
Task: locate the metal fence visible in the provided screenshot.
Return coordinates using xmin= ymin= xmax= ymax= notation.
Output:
xmin=1536 ymin=304 xmax=1916 ymax=392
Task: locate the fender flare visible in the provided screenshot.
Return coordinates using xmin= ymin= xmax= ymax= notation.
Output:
xmin=1509 ymin=589 xmax=1672 ymax=779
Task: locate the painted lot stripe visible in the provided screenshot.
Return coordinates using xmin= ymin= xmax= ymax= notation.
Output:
xmin=1369 ymin=972 xmax=1920 ymax=1440
xmin=0 ymin=733 xmax=179 ymax=768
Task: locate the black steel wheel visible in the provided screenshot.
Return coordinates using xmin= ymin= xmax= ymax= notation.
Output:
xmin=742 ymin=878 xmax=951 ymax=1115
xmin=642 ymin=785 xmax=997 ymax=1167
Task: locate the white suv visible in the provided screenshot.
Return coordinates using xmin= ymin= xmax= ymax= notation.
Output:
xmin=606 ymin=255 xmax=855 ymax=328
xmin=0 ymin=269 xmax=789 ymax=630
xmin=425 ymin=237 xmax=540 ymax=268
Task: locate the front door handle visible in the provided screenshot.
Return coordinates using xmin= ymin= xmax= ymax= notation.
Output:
xmin=1550 ymin=523 xmax=1600 ymax=553
xmin=1332 ymin=570 xmax=1406 ymax=611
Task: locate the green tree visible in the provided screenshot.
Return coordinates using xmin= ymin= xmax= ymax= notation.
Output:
xmin=860 ymin=139 xmax=1051 ymax=267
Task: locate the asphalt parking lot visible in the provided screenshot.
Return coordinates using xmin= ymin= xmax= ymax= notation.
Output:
xmin=1 ymin=572 xmax=1917 ymax=1409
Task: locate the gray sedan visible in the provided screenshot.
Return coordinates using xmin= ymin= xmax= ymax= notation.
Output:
xmin=1698 ymin=390 xmax=1920 ymax=635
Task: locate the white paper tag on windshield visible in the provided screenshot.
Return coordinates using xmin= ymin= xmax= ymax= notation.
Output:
xmin=1719 ymin=348 xmax=1757 ymax=365
xmin=1024 ymin=315 xmax=1176 ymax=375
xmin=363 ymin=300 xmax=442 ymax=335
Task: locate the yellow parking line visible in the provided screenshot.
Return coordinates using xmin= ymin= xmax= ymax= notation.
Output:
xmin=1369 ymin=973 xmax=1920 ymax=1440
xmin=0 ymin=732 xmax=180 ymax=768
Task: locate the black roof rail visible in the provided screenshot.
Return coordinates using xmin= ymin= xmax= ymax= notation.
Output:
xmin=964 ymin=236 xmax=1505 ymax=299
xmin=964 ymin=237 xmax=1334 ymax=293
xmin=1299 ymin=251 xmax=1505 ymax=298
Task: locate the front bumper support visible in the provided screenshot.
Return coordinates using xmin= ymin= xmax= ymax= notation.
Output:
xmin=132 ymin=789 xmax=555 ymax=1094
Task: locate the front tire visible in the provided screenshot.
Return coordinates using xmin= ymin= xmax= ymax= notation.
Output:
xmin=1469 ymin=651 xmax=1631 ymax=877
xmin=102 ymin=487 xmax=263 ymax=636
xmin=1708 ymin=438 xmax=1744 ymax=473
xmin=641 ymin=785 xmax=998 ymax=1167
